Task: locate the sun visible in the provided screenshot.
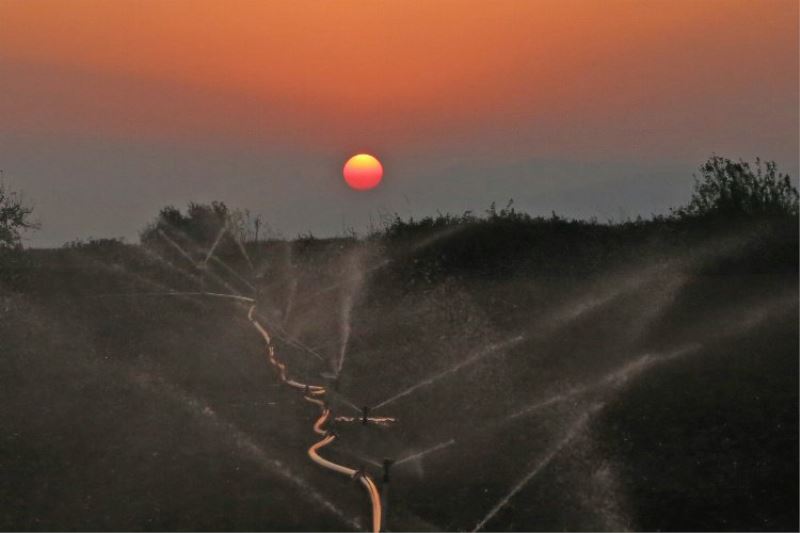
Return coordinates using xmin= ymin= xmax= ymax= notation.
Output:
xmin=343 ymin=154 xmax=383 ymax=191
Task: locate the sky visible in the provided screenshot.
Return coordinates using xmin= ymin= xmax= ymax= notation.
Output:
xmin=0 ymin=0 xmax=797 ymax=247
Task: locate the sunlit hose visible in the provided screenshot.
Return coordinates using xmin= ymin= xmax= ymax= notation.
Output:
xmin=247 ymin=304 xmax=384 ymax=533
xmin=313 ymin=407 xmax=332 ymax=435
xmin=305 ymin=395 xmax=326 ymax=410
xmin=308 ymin=434 xmax=358 ymax=477
xmin=357 ymin=475 xmax=382 ymax=533
xmin=248 ymin=306 xmax=324 ymax=392
xmin=308 ymin=411 xmax=382 ymax=533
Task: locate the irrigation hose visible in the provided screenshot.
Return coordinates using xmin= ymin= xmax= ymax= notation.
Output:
xmin=247 ymin=304 xmax=384 ymax=533
xmin=307 ymin=434 xmax=357 ymax=477
xmin=358 ymin=475 xmax=383 ymax=533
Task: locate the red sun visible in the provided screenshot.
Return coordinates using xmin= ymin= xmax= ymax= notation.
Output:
xmin=343 ymin=153 xmax=383 ymax=191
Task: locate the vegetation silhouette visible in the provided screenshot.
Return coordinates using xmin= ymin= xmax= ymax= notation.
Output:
xmin=0 ymin=155 xmax=797 ymax=531
xmin=0 ymin=180 xmax=38 ymax=249
xmin=675 ymin=155 xmax=798 ymax=218
xmin=371 ymin=157 xmax=797 ymax=285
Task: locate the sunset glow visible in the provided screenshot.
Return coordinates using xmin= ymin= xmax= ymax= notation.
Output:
xmin=0 ymin=0 xmax=796 ymax=246
xmin=1 ymin=0 xmax=796 ymax=155
xmin=0 ymin=2 xmax=797 ymax=531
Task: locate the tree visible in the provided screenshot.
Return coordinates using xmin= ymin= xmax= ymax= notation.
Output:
xmin=676 ymin=156 xmax=799 ymax=218
xmin=140 ymin=201 xmax=231 ymax=248
xmin=0 ymin=180 xmax=38 ymax=249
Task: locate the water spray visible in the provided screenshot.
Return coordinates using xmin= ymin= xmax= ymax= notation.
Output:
xmin=248 ymin=303 xmax=395 ymax=532
xmin=380 ymin=459 xmax=394 ymax=532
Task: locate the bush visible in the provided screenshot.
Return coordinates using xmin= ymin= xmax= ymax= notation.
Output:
xmin=63 ymin=237 xmax=127 ymax=250
xmin=140 ymin=202 xmax=231 ymax=248
xmin=675 ymin=156 xmax=798 ymax=218
xmin=0 ymin=181 xmax=38 ymax=249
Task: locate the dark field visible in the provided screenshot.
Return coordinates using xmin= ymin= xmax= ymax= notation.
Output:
xmin=1 ymin=214 xmax=797 ymax=531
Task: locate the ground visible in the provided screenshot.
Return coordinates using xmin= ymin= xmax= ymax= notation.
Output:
xmin=0 ymin=214 xmax=797 ymax=531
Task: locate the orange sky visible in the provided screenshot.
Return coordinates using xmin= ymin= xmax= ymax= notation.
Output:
xmin=2 ymin=0 xmax=796 ymax=152
xmin=0 ymin=0 xmax=797 ymax=245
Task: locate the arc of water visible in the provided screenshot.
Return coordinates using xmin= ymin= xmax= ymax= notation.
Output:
xmin=332 ymin=448 xmax=384 ymax=469
xmin=275 ymin=223 xmax=470 ymax=311
xmin=117 ymin=291 xmax=255 ymax=303
xmin=229 ymin=227 xmax=256 ymax=273
xmin=157 ymin=229 xmax=244 ymax=297
xmin=369 ymin=239 xmax=724 ymax=414
xmin=200 ymin=224 xmax=256 ymax=292
xmin=250 ymin=309 xmax=326 ymax=362
xmin=283 ymin=277 xmax=298 ymax=326
xmin=273 ymin=323 xmax=329 ymax=362
xmin=130 ymin=370 xmax=361 ymax=531
xmin=291 ymin=261 xmax=389 ymax=310
xmin=324 ymin=388 xmax=362 ymax=414
xmin=372 ymin=335 xmax=525 ymax=410
xmin=138 ymin=244 xmax=207 ymax=289
xmin=204 ymin=225 xmax=228 ymax=265
xmin=394 ymin=438 xmax=456 ymax=466
xmin=209 ymin=255 xmax=257 ymax=293
xmin=336 ymin=292 xmax=354 ymax=377
xmin=156 ymin=221 xmax=260 ymax=296
xmin=502 ymin=344 xmax=701 ymax=425
xmin=472 ymin=404 xmax=604 ymax=532
xmin=72 ymin=250 xmax=211 ymax=312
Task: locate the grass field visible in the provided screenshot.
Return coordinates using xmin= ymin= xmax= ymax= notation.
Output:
xmin=1 ymin=212 xmax=797 ymax=531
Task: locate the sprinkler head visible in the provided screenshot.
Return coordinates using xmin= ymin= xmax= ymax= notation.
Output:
xmin=382 ymin=459 xmax=394 ymax=482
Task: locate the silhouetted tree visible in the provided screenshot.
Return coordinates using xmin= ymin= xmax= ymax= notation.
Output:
xmin=140 ymin=201 xmax=231 ymax=248
xmin=675 ymin=156 xmax=798 ymax=218
xmin=0 ymin=181 xmax=38 ymax=249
